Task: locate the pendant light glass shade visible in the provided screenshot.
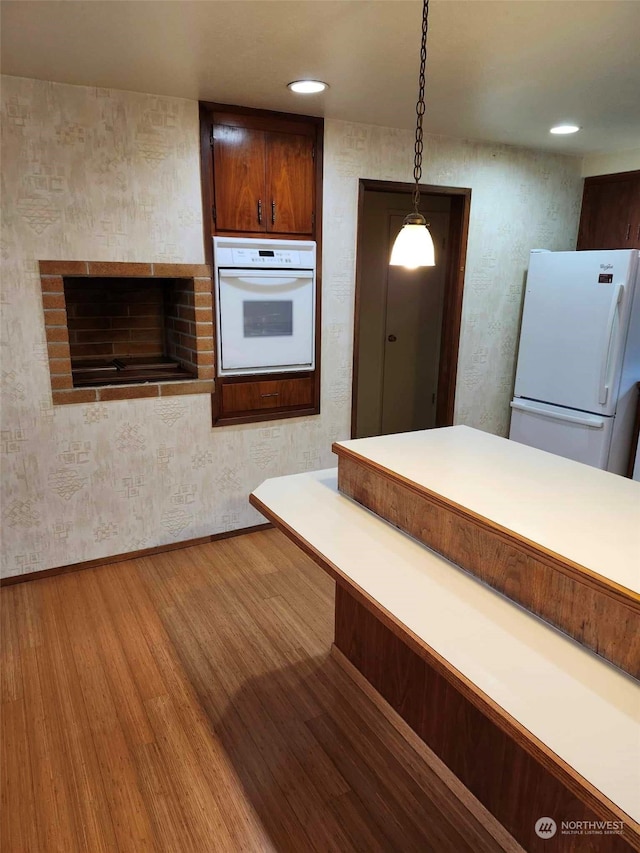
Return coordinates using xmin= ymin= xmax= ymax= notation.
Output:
xmin=389 ymin=213 xmax=435 ymax=268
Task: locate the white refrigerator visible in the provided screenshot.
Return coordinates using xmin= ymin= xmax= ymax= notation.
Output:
xmin=509 ymin=249 xmax=640 ymax=475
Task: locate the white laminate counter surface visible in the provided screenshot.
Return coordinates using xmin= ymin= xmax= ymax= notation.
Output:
xmin=252 ymin=469 xmax=640 ymax=822
xmin=335 ymin=426 xmax=640 ymax=594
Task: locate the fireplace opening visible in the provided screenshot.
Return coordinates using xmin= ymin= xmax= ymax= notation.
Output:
xmin=64 ymin=276 xmax=199 ymax=387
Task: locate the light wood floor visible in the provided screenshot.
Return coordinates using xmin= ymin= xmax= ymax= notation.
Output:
xmin=1 ymin=528 xmax=519 ymax=853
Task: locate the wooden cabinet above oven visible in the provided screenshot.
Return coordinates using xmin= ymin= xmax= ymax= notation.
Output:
xmin=212 ymin=125 xmax=315 ymax=235
xmin=199 ymin=103 xmax=323 ymax=246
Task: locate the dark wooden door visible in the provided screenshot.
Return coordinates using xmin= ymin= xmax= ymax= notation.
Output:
xmin=577 ymin=171 xmax=640 ymax=250
xmin=212 ymin=124 xmax=266 ymax=232
xmin=266 ymin=132 xmax=314 ymax=234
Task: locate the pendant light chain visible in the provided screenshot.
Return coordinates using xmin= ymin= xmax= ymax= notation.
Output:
xmin=389 ymin=0 xmax=436 ymax=267
xmin=412 ymin=0 xmax=429 ymax=214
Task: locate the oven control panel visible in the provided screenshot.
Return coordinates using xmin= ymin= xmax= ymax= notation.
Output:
xmin=213 ymin=236 xmax=315 ymax=271
xmin=230 ymin=248 xmax=301 ymax=266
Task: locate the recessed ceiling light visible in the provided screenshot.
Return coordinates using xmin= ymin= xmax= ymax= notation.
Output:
xmin=287 ymin=80 xmax=328 ymax=95
xmin=550 ymin=124 xmax=580 ymax=135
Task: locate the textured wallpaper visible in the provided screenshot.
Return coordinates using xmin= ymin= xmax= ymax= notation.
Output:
xmin=0 ymin=76 xmax=583 ymax=577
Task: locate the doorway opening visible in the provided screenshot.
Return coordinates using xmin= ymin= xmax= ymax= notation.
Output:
xmin=352 ymin=180 xmax=470 ymax=438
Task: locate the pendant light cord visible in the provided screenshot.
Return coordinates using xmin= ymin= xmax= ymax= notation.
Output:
xmin=412 ymin=0 xmax=429 ymax=215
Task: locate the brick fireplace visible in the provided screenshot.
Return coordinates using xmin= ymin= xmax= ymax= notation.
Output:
xmin=39 ymin=261 xmax=215 ymax=404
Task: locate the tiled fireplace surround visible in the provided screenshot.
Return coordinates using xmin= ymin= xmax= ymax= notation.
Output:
xmin=39 ymin=260 xmax=215 ymax=404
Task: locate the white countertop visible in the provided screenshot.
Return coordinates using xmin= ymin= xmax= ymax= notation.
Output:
xmin=335 ymin=426 xmax=640 ymax=595
xmin=252 ymin=468 xmax=640 ymax=822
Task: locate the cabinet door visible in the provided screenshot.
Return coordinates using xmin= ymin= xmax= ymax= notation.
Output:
xmin=577 ymin=173 xmax=640 ymax=250
xmin=213 ymin=124 xmax=266 ymax=232
xmin=266 ymin=131 xmax=314 ymax=234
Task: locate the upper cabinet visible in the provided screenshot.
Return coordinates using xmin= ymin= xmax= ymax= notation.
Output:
xmin=211 ymin=125 xmax=266 ymax=233
xmin=577 ymin=170 xmax=640 ymax=250
xmin=212 ymin=126 xmax=314 ymax=234
xmin=265 ymin=131 xmax=315 ymax=234
xmin=200 ymin=104 xmax=322 ymax=248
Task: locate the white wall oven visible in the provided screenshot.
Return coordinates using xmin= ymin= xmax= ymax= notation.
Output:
xmin=213 ymin=237 xmax=316 ymax=376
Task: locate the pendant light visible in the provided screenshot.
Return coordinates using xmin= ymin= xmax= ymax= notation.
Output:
xmin=389 ymin=0 xmax=436 ymax=269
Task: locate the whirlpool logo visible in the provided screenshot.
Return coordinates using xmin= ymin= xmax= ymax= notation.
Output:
xmin=535 ymin=817 xmax=558 ymax=839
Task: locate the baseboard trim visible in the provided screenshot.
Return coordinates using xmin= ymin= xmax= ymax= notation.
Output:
xmin=0 ymin=522 xmax=273 ymax=587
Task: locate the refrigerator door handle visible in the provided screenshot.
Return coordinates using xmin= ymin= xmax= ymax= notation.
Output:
xmin=510 ymin=400 xmax=605 ymax=428
xmin=598 ymin=284 xmax=623 ymax=406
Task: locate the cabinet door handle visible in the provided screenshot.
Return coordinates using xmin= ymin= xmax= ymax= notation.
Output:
xmin=271 ymin=200 xmax=276 ymax=225
xmin=257 ymin=199 xmax=263 ymax=225
xmin=626 ymin=223 xmax=631 ymax=241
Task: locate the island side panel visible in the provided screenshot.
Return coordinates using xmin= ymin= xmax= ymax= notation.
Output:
xmin=333 ymin=583 xmax=636 ymax=853
xmin=335 ymin=452 xmax=640 ymax=679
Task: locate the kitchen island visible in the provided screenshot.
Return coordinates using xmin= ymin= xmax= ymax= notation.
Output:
xmin=250 ymin=428 xmax=640 ymax=852
xmin=333 ymin=426 xmax=640 ymax=677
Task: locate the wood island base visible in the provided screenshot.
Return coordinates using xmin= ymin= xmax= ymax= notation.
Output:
xmin=250 ymin=462 xmax=639 ymax=853
xmin=333 ymin=583 xmax=635 ymax=853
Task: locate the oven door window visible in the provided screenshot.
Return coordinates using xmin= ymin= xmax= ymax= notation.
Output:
xmin=217 ymin=269 xmax=314 ymax=374
xmin=243 ymin=301 xmax=293 ymax=338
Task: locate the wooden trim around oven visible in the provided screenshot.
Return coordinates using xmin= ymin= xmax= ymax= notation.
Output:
xmin=199 ymin=102 xmax=323 ymax=427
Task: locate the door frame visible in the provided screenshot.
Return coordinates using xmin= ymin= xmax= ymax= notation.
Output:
xmin=351 ymin=179 xmax=471 ymax=437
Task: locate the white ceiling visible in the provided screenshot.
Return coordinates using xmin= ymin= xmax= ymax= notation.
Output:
xmin=2 ymin=0 xmax=639 ymax=155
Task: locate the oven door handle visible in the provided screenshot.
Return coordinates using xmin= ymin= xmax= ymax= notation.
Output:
xmin=221 ymin=278 xmax=308 ymax=290
xmin=218 ymin=269 xmax=313 ymax=280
